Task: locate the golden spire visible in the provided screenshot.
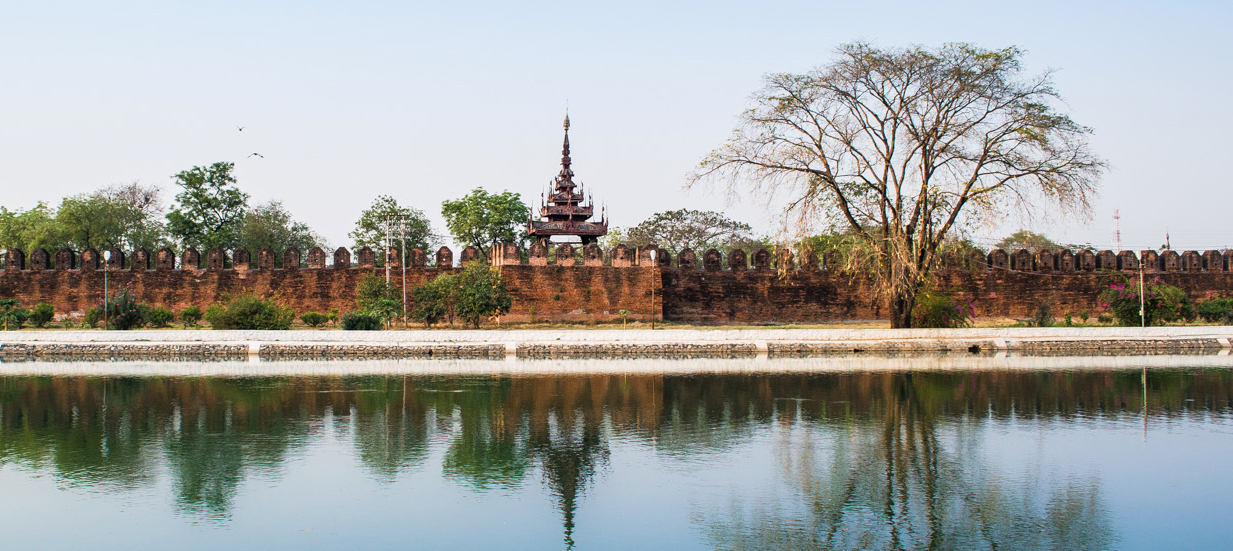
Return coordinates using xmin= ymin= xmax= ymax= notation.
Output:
xmin=563 ymin=111 xmax=570 ymax=131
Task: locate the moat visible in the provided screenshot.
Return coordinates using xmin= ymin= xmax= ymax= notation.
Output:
xmin=2 ymin=358 xmax=1231 ymax=550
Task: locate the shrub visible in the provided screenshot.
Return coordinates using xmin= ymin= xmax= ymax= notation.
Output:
xmin=617 ymin=309 xmax=631 ymax=328
xmin=1026 ymin=301 xmax=1054 ymax=328
xmin=147 ymin=306 xmax=175 ymax=328
xmin=0 ymin=299 xmax=30 ymax=331
xmin=410 ymin=276 xmax=454 ymax=328
xmin=911 ymin=290 xmax=974 ymax=329
xmin=369 ymin=298 xmax=403 ymax=328
xmin=300 ymin=311 xmax=328 ymax=327
xmin=203 ymin=292 xmax=295 ymax=330
xmin=355 ymin=274 xmax=403 ymax=327
xmin=454 ymin=263 xmax=512 ymax=328
xmin=179 ymin=306 xmax=203 ymax=328
xmin=1099 ymin=277 xmax=1194 ymax=326
xmin=97 ymin=289 xmax=148 ymax=330
xmin=357 ymin=274 xmax=401 ymax=310
xmin=29 ymin=303 xmax=55 ymax=328
xmin=1197 ymin=298 xmax=1233 ymax=324
xmin=327 ymin=308 xmax=340 ymax=326
xmin=83 ymin=306 xmax=102 ymax=328
xmin=341 ymin=311 xmax=384 ymax=330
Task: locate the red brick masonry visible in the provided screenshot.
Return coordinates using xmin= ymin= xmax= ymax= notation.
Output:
xmin=2 ymin=245 xmax=1231 ymax=323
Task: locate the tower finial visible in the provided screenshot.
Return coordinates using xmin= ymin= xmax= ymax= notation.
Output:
xmin=563 ymin=111 xmax=570 ymax=131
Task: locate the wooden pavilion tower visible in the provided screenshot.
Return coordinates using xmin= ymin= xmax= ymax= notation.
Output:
xmin=527 ymin=115 xmax=608 ymax=245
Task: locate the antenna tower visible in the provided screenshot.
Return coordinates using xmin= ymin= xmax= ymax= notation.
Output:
xmin=1113 ymin=209 xmax=1122 ymax=253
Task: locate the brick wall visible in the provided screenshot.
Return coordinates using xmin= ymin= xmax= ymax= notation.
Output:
xmin=2 ymin=245 xmax=1231 ymax=323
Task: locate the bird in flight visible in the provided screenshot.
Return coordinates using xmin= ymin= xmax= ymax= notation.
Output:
xmin=237 ymin=126 xmax=245 ymax=131
xmin=248 ymin=152 xmax=264 ymax=158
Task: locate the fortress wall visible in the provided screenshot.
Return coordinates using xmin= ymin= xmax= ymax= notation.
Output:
xmin=3 ymin=245 xmax=1232 ymax=323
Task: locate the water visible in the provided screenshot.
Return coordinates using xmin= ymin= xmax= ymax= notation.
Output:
xmin=1 ymin=357 xmax=1232 ymax=550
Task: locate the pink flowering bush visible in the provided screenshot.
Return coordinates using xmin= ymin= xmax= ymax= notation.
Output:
xmin=912 ymin=290 xmax=975 ymax=328
xmin=96 ymin=287 xmax=150 ymax=330
xmin=1098 ymin=277 xmax=1194 ymax=326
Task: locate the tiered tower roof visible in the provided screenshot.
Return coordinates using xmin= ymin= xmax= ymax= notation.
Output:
xmin=528 ymin=115 xmax=608 ymax=244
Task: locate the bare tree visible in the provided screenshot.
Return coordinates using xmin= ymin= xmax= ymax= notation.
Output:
xmin=690 ymin=43 xmax=1105 ymax=327
xmin=96 ymin=182 xmax=163 ymax=216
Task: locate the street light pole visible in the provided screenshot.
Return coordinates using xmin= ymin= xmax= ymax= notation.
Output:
xmin=1139 ymin=261 xmax=1146 ymax=328
xmin=649 ymin=249 xmax=657 ymax=330
xmin=400 ymin=220 xmax=407 ymax=328
xmin=103 ymin=250 xmax=111 ymax=331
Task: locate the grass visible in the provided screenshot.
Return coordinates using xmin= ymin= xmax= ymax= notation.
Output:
xmin=4 ymin=317 xmax=1229 ymax=332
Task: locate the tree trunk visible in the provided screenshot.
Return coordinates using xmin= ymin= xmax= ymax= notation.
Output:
xmin=889 ymin=293 xmax=916 ymax=328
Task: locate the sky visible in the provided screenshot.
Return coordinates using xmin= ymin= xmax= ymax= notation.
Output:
xmin=1 ymin=0 xmax=1230 ymax=253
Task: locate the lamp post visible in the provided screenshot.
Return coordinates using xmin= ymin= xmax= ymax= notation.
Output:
xmin=103 ymin=250 xmax=111 ymax=330
xmin=1139 ymin=260 xmax=1146 ymax=328
xmin=649 ymin=249 xmax=657 ymax=330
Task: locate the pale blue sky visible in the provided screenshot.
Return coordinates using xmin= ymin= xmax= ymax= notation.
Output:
xmin=1 ymin=1 xmax=1229 ymax=251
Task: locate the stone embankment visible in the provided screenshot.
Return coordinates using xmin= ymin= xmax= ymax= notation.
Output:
xmin=2 ymin=328 xmax=1232 ymax=361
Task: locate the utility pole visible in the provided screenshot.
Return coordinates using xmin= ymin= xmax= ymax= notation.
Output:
xmin=386 ymin=217 xmax=410 ymax=327
xmin=384 ymin=219 xmax=393 ymax=285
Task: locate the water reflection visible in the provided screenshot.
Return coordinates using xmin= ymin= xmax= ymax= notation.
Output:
xmin=701 ymin=373 xmax=1118 ymax=550
xmin=1 ymin=368 xmax=1231 ymax=549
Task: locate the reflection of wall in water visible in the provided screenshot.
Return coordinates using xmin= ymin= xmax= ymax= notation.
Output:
xmin=1 ymin=371 xmax=1230 ymax=521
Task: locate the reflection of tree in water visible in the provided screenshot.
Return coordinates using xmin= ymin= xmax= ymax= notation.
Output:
xmin=700 ymin=374 xmax=1116 ymax=550
xmin=351 ymin=376 xmax=430 ymax=482
xmin=442 ymin=377 xmax=529 ymax=488
xmin=1 ymin=368 xmax=1230 ymax=540
xmin=162 ymin=378 xmax=311 ymax=519
xmin=0 ymin=377 xmax=157 ymax=489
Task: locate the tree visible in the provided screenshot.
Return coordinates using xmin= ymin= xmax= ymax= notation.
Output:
xmin=94 ymin=182 xmax=170 ymax=252
xmin=441 ymin=188 xmax=529 ymax=258
xmin=410 ymin=276 xmax=453 ymax=327
xmin=356 ymin=273 xmax=403 ymax=327
xmin=0 ymin=299 xmax=29 ymax=331
xmin=0 ymin=202 xmax=66 ymax=253
xmin=234 ymin=200 xmax=325 ymax=266
xmin=690 ymin=43 xmax=1105 ymax=327
xmin=996 ymin=229 xmax=1069 ymax=252
xmin=615 ymin=209 xmax=753 ymax=252
xmin=454 ymin=263 xmax=512 ymax=328
xmin=55 ymin=194 xmax=136 ymax=251
xmin=166 ymin=162 xmax=249 ymax=251
xmin=409 ymin=264 xmax=511 ymax=329
xmin=349 ymin=195 xmax=435 ymax=255
xmin=96 ymin=182 xmax=162 ymax=216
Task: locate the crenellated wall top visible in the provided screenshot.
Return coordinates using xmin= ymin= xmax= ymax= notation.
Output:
xmin=2 ymin=245 xmax=1229 ymax=274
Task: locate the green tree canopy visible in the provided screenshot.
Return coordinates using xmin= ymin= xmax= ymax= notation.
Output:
xmin=0 ymin=202 xmax=66 ymax=253
xmin=996 ymin=230 xmax=1072 ymax=252
xmin=441 ymin=188 xmax=529 ymax=257
xmin=234 ymin=201 xmax=325 ymax=264
xmin=349 ymin=195 xmax=436 ymax=254
xmin=2 ymin=183 xmax=170 ymax=255
xmin=166 ymin=162 xmax=249 ymax=251
xmin=55 ymin=194 xmax=154 ymax=251
xmin=612 ymin=209 xmax=753 ymax=252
